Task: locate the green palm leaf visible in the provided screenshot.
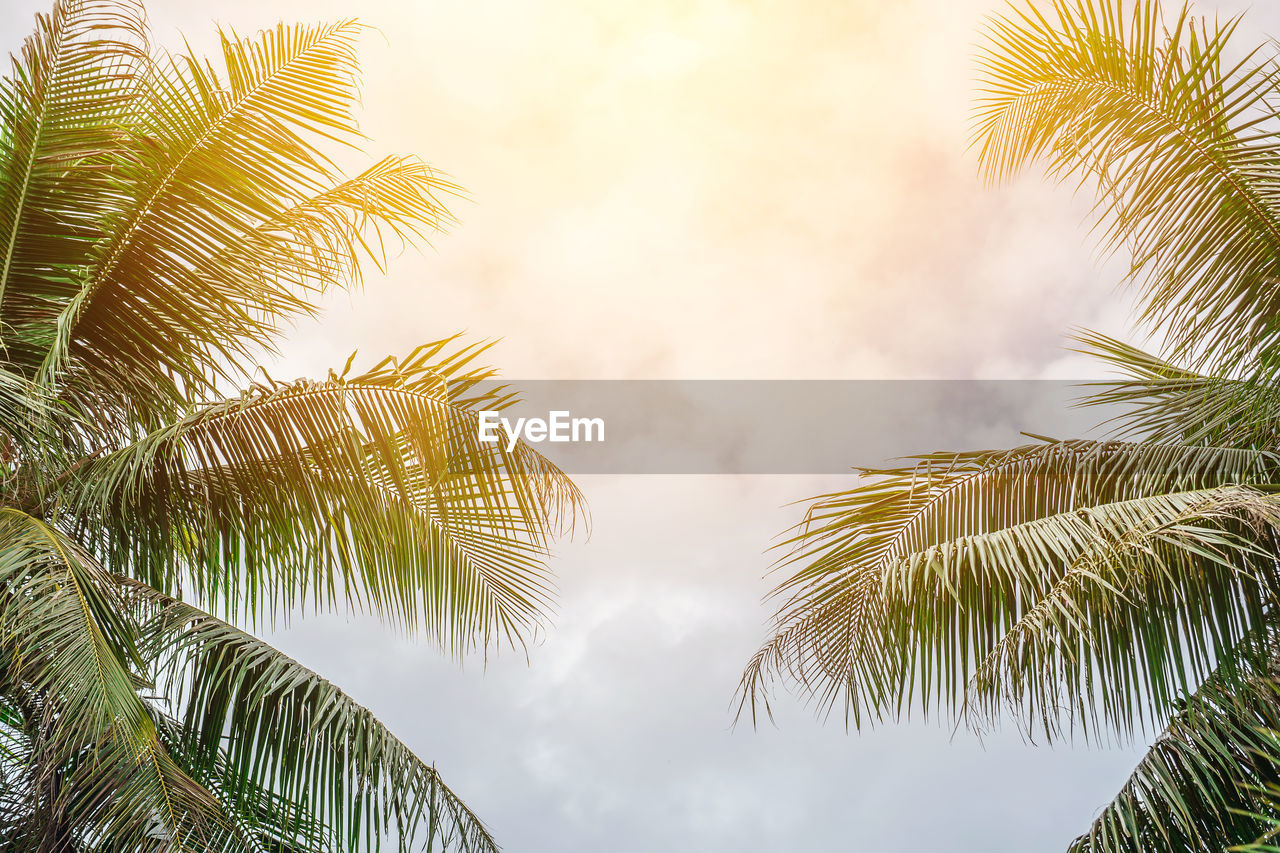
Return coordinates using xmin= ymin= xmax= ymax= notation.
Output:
xmin=1075 ymin=330 xmax=1280 ymax=447
xmin=1068 ymin=621 xmax=1280 ymax=852
xmin=0 ymin=508 xmax=232 ymax=850
xmin=61 ymin=337 xmax=583 ymax=651
xmin=0 ymin=1 xmax=582 ymax=846
xmin=130 ymin=580 xmax=499 ymax=853
xmin=29 ymin=17 xmax=455 ymax=428
xmin=975 ymin=0 xmax=1280 ymax=369
xmin=748 ymin=1 xmax=1280 ymax=850
xmin=742 ymin=439 xmax=1280 ymax=732
xmin=0 ymin=0 xmax=146 ymax=370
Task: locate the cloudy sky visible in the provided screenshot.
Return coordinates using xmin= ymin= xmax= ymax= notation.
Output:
xmin=5 ymin=0 xmax=1277 ymax=850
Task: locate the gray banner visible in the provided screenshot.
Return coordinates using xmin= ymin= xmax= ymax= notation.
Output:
xmin=472 ymin=380 xmax=1127 ymax=474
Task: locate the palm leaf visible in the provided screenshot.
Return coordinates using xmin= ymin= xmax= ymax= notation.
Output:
xmin=129 ymin=579 xmax=499 ymax=853
xmin=0 ymin=4 xmax=581 ymax=846
xmin=974 ymin=0 xmax=1280 ymax=369
xmin=63 ymin=338 xmax=584 ymax=652
xmin=1068 ymin=620 xmax=1280 ymax=852
xmin=740 ymin=439 xmax=1280 ymax=737
xmin=0 ymin=507 xmax=231 ymax=850
xmin=36 ymin=19 xmax=455 ymax=429
xmin=0 ymin=0 xmax=147 ymax=375
xmin=1075 ymin=330 xmax=1280 ymax=447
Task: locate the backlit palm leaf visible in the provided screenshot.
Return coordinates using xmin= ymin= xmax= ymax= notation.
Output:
xmin=748 ymin=3 xmax=1280 ymax=850
xmin=974 ymin=0 xmax=1280 ymax=369
xmin=742 ymin=439 xmax=1280 ymax=731
xmin=1068 ymin=620 xmax=1280 ymax=852
xmin=66 ymin=337 xmax=582 ymax=650
xmin=130 ymin=580 xmax=500 ymax=853
xmin=0 ymin=0 xmax=580 ymax=848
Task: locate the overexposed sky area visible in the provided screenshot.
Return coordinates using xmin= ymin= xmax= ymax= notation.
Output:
xmin=4 ymin=0 xmax=1276 ymax=850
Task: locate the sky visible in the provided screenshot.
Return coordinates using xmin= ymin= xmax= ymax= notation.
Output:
xmin=4 ymin=0 xmax=1277 ymax=850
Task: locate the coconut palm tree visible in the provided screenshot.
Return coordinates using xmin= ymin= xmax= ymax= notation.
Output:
xmin=741 ymin=2 xmax=1280 ymax=851
xmin=0 ymin=0 xmax=582 ymax=849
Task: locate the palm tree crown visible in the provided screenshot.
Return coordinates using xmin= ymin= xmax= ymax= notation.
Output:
xmin=0 ymin=1 xmax=582 ymax=849
xmin=743 ymin=2 xmax=1280 ymax=851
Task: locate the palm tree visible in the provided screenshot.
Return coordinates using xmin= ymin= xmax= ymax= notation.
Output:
xmin=740 ymin=2 xmax=1280 ymax=851
xmin=0 ymin=0 xmax=583 ymax=849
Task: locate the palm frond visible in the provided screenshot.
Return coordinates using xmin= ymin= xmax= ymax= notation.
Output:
xmin=0 ymin=507 xmax=231 ymax=850
xmin=1075 ymin=330 xmax=1280 ymax=446
xmin=0 ymin=0 xmax=146 ymax=374
xmin=974 ymin=0 xmax=1280 ymax=368
xmin=740 ymin=439 xmax=1280 ymax=737
xmin=128 ymin=579 xmax=499 ymax=853
xmin=959 ymin=486 xmax=1280 ymax=739
xmin=151 ymin=711 xmax=341 ymax=853
xmin=65 ymin=338 xmax=584 ymax=652
xmin=0 ymin=4 xmax=581 ymax=846
xmin=35 ymin=19 xmax=457 ymax=429
xmin=1068 ymin=620 xmax=1280 ymax=852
